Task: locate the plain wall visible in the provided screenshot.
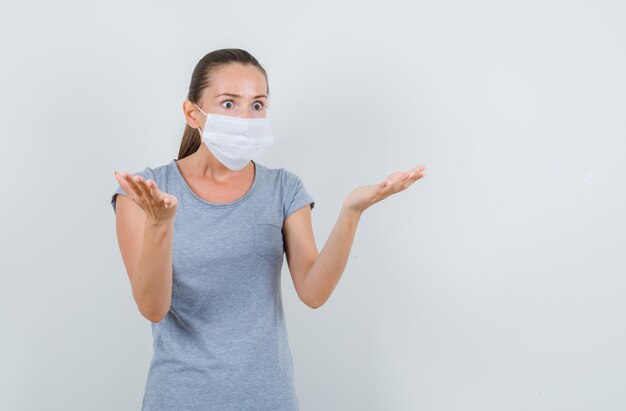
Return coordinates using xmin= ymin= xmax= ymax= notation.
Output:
xmin=1 ymin=0 xmax=625 ymax=410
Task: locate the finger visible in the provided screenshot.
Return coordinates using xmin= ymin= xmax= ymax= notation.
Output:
xmin=133 ymin=175 xmax=152 ymax=198
xmin=145 ymin=179 xmax=167 ymax=206
xmin=145 ymin=179 xmax=160 ymax=197
xmin=125 ymin=173 xmax=151 ymax=204
xmin=404 ymin=172 xmax=422 ymax=187
xmin=121 ymin=172 xmax=142 ymax=196
xmin=114 ymin=171 xmax=131 ymax=194
xmin=115 ymin=171 xmax=140 ymax=199
xmin=134 ymin=176 xmax=160 ymax=213
xmin=410 ymin=166 xmax=427 ymax=178
xmin=163 ymin=195 xmax=174 ymax=208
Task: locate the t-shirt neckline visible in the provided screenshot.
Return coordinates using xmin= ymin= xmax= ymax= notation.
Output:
xmin=170 ymin=158 xmax=259 ymax=208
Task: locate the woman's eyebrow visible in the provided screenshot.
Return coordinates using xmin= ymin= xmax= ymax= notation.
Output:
xmin=215 ymin=93 xmax=267 ymax=99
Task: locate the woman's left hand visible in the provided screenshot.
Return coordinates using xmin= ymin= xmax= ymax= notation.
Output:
xmin=343 ymin=165 xmax=427 ymax=213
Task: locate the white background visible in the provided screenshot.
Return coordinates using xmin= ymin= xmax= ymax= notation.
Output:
xmin=1 ymin=1 xmax=625 ymax=410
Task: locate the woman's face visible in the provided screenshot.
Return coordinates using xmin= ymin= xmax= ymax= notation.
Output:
xmin=197 ymin=63 xmax=269 ymax=120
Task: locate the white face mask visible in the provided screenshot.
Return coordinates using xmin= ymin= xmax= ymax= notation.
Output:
xmin=193 ymin=103 xmax=274 ymax=171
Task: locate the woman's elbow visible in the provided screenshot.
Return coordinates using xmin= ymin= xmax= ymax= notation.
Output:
xmin=139 ymin=305 xmax=169 ymax=323
xmin=302 ymin=296 xmax=325 ymax=309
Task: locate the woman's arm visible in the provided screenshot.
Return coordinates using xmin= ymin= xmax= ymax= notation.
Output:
xmin=284 ymin=205 xmax=360 ymax=309
xmin=283 ymin=165 xmax=426 ymax=308
xmin=114 ymin=172 xmax=178 ymax=322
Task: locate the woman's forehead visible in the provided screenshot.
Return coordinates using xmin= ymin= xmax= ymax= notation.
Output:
xmin=207 ymin=64 xmax=267 ymax=96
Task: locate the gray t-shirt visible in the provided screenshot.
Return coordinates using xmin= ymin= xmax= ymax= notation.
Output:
xmin=110 ymin=158 xmax=315 ymax=411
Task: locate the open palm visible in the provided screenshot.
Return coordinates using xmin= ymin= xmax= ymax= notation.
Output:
xmin=114 ymin=171 xmax=179 ymax=223
xmin=343 ymin=165 xmax=427 ymax=213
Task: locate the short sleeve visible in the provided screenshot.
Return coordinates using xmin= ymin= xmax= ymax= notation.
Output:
xmin=282 ymin=168 xmax=315 ymax=221
xmin=110 ymin=167 xmax=154 ymax=214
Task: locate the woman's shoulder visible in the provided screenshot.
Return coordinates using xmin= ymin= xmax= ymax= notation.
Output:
xmin=144 ymin=159 xmax=176 ymax=181
xmin=257 ymin=162 xmax=314 ymax=206
xmin=129 ymin=159 xmax=179 ymax=188
xmin=272 ymin=164 xmax=315 ymax=218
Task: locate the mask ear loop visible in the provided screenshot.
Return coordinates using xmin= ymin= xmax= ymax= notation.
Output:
xmin=192 ymin=102 xmax=208 ymax=135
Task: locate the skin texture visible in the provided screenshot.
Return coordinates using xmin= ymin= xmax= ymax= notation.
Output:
xmin=113 ymin=62 xmax=427 ymax=321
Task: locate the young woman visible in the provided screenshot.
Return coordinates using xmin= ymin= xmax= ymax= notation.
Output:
xmin=111 ymin=48 xmax=426 ymax=410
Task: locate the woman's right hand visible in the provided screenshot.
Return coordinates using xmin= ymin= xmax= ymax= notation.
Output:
xmin=114 ymin=171 xmax=178 ymax=224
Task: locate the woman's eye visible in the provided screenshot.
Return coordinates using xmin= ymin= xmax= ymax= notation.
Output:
xmin=253 ymin=102 xmax=264 ymax=110
xmin=222 ymin=100 xmax=234 ymax=109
